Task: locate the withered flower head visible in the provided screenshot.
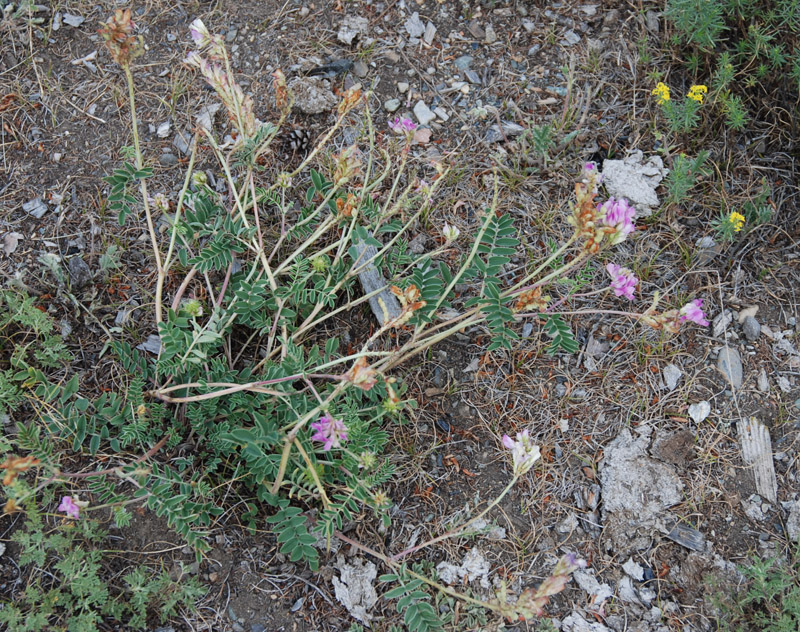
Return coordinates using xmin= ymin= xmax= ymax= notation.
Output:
xmin=338 ymin=87 xmax=363 ymax=117
xmin=98 ymin=9 xmax=143 ymax=66
xmin=343 ymin=357 xmax=378 ymax=391
xmin=513 ymin=287 xmax=550 ymax=314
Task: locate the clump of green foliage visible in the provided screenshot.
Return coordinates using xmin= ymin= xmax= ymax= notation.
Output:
xmin=709 ymin=544 xmax=800 ymax=631
xmin=0 ymin=507 xmax=203 ymax=631
xmin=665 ymin=0 xmax=800 ymax=131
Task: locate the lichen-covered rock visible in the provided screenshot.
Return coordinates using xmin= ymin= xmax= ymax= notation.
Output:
xmin=289 ymin=77 xmax=337 ymax=115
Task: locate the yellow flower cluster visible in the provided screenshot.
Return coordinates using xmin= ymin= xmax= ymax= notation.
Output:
xmin=687 ymin=84 xmax=708 ymax=103
xmin=729 ymin=211 xmax=745 ymax=232
xmin=652 ymin=82 xmax=670 ymax=104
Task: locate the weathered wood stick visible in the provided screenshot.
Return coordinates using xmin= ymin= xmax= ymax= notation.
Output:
xmin=352 ymin=238 xmax=402 ymax=326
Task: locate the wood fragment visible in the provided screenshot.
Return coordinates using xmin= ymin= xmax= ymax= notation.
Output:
xmin=737 ymin=417 xmax=777 ymax=503
xmin=352 ymin=237 xmax=402 ymax=326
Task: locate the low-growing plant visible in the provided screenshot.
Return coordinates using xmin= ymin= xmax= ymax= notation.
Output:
xmin=0 ymin=504 xmax=203 ymax=631
xmin=708 ymin=544 xmax=800 ymax=631
xmin=1 ymin=13 xmax=713 ymax=630
xmin=664 ymin=0 xmax=799 ymax=132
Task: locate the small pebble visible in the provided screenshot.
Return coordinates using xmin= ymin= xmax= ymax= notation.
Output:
xmin=454 ymin=55 xmax=473 ymax=70
xmin=383 ymin=98 xmax=400 ymax=112
xmin=413 ymin=100 xmax=436 ymax=126
xmin=757 ymin=369 xmax=769 ymax=392
xmin=717 ymin=346 xmax=743 ymax=389
xmin=397 ymin=82 xmax=409 ymax=93
xmin=742 ymin=316 xmax=761 ymax=341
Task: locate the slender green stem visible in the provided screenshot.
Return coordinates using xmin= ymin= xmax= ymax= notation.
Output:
xmin=124 ymin=65 xmax=163 ymax=323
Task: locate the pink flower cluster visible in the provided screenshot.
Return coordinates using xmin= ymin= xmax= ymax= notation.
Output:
xmin=606 ymin=263 xmax=638 ymax=300
xmin=389 ymin=117 xmax=417 ymax=134
xmin=311 ymin=414 xmax=348 ymax=451
xmin=501 ymin=429 xmax=541 ymax=477
xmin=599 ymin=197 xmax=636 ymax=244
xmin=680 ymin=299 xmax=709 ymax=326
xmin=58 ymin=496 xmax=80 ymax=519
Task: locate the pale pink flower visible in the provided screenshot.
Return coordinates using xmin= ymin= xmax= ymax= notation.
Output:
xmin=311 ymin=414 xmax=348 ymax=451
xmin=599 ymin=197 xmax=636 ymax=244
xmin=501 ymin=429 xmax=541 ymax=477
xmin=442 ymin=222 xmax=460 ymax=243
xmin=389 ymin=117 xmax=417 ymax=133
xmin=606 ymin=263 xmax=638 ymax=300
xmin=58 ymin=496 xmax=80 ymax=519
xmin=189 ymin=19 xmax=211 ymax=47
xmin=680 ymin=299 xmax=709 ymax=326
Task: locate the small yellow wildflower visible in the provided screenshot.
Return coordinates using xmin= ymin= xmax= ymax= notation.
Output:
xmin=652 ymin=82 xmax=670 ymax=104
xmin=729 ymin=211 xmax=745 ymax=232
xmin=687 ymin=84 xmax=708 ymax=103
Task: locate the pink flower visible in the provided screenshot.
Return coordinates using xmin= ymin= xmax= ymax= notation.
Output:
xmin=311 ymin=414 xmax=348 ymax=451
xmin=680 ymin=299 xmax=709 ymax=326
xmin=58 ymin=496 xmax=80 ymax=519
xmin=599 ymin=197 xmax=636 ymax=244
xmin=606 ymin=263 xmax=638 ymax=300
xmin=389 ymin=117 xmax=417 ymax=133
xmin=189 ymin=19 xmax=211 ymax=47
xmin=501 ymin=429 xmax=541 ymax=477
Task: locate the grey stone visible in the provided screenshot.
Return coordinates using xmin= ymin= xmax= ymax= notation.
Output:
xmin=562 ymin=612 xmax=612 ymax=631
xmin=712 ymin=309 xmax=734 ymax=338
xmin=600 ymin=150 xmax=667 ymax=216
xmin=383 ymin=98 xmax=400 ymax=112
xmin=2 ymin=232 xmax=23 ymax=256
xmin=289 ymin=77 xmax=338 ymax=114
xmin=742 ymin=316 xmax=761 ymax=341
xmin=454 ymin=55 xmax=473 ymax=70
xmin=562 ymin=29 xmax=581 ymax=45
xmin=662 ymin=364 xmax=682 ymax=391
xmin=467 ymin=20 xmax=485 ymax=39
xmin=409 ymin=233 xmax=427 ymax=255
xmin=464 ymin=69 xmax=481 ymax=85
xmin=757 ymin=368 xmax=769 ymax=392
xmin=397 ymin=82 xmax=409 ymax=93
xmin=433 ymin=106 xmax=449 ymax=121
xmin=159 ymin=153 xmax=178 ymax=166
xmin=172 ymin=130 xmax=192 ymax=155
xmin=352 ymin=60 xmax=369 ymax=77
xmin=484 ymin=23 xmax=497 ymax=44
xmin=599 ymin=429 xmax=683 ymax=554
xmin=63 ymin=13 xmax=85 ymax=27
xmin=413 ymin=100 xmax=436 ymax=126
xmin=337 ymin=16 xmax=368 ymax=45
xmin=717 ymin=346 xmax=743 ymax=389
xmin=423 ymin=21 xmax=437 ymax=45
xmin=436 ymin=547 xmax=491 ymax=589
xmin=225 ymin=28 xmax=237 ymax=43
xmin=332 ymin=556 xmax=378 ymax=624
xmin=645 ymin=10 xmax=660 ymax=33
xmin=688 ymin=401 xmax=711 ymax=424
xmin=522 ymin=20 xmax=535 ymax=34
xmin=787 ymin=501 xmax=800 ymax=541
xmin=156 ymin=121 xmax=171 ymax=138
xmin=67 ymin=256 xmax=92 ymax=290
xmin=522 ymin=322 xmax=533 ymax=338
xmin=485 ymin=121 xmax=525 ymax=143
xmin=405 ymin=12 xmax=425 ymax=38
xmin=137 ymin=334 xmax=162 ymax=354
xmin=23 ymin=197 xmax=48 ymax=219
